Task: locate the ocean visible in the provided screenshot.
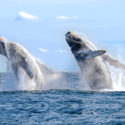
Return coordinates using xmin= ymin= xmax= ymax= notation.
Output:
xmin=0 ymin=90 xmax=125 ymax=125
xmin=0 ymin=72 xmax=125 ymax=125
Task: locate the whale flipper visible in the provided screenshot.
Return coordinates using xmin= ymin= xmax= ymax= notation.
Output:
xmin=19 ymin=57 xmax=33 ymax=79
xmin=12 ymin=57 xmax=33 ymax=79
xmin=76 ymin=50 xmax=106 ymax=60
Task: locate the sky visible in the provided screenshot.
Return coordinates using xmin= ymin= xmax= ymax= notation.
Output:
xmin=0 ymin=0 xmax=125 ymax=72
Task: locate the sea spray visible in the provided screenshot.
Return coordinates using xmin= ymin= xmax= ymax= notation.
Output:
xmin=1 ymin=55 xmax=125 ymax=91
xmin=42 ymin=72 xmax=69 ymax=90
xmin=17 ymin=67 xmax=36 ymax=90
xmin=0 ymin=56 xmax=71 ymax=91
xmin=109 ymin=66 xmax=125 ymax=91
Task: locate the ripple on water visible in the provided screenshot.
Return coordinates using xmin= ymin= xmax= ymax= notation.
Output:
xmin=0 ymin=90 xmax=125 ymax=124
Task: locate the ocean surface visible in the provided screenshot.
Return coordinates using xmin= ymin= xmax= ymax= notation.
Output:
xmin=0 ymin=90 xmax=125 ymax=125
xmin=0 ymin=73 xmax=125 ymax=125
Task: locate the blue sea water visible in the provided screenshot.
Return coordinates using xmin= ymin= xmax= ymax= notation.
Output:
xmin=0 ymin=90 xmax=125 ymax=125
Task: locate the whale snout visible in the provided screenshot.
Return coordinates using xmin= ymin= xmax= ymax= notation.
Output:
xmin=65 ymin=31 xmax=82 ymax=46
xmin=65 ymin=31 xmax=81 ymax=43
xmin=66 ymin=31 xmax=71 ymax=35
xmin=65 ymin=31 xmax=72 ymax=42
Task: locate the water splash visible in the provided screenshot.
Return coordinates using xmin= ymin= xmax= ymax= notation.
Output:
xmin=0 ymin=58 xmax=71 ymax=91
xmin=109 ymin=67 xmax=125 ymax=91
xmin=1 ymin=55 xmax=125 ymax=91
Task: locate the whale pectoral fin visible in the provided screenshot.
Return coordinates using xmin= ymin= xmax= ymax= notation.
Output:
xmin=77 ymin=50 xmax=106 ymax=60
xmin=20 ymin=57 xmax=33 ymax=79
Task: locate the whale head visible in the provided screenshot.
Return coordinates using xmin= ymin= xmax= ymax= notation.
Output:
xmin=0 ymin=38 xmax=8 ymax=57
xmin=65 ymin=31 xmax=106 ymax=60
xmin=65 ymin=31 xmax=95 ymax=53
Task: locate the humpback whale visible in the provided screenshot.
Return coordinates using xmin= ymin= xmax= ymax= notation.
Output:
xmin=0 ymin=38 xmax=43 ymax=89
xmin=0 ymin=38 xmax=71 ymax=90
xmin=65 ymin=32 xmax=113 ymax=90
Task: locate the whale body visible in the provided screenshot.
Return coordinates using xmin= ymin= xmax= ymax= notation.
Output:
xmin=0 ymin=38 xmax=74 ymax=90
xmin=65 ymin=32 xmax=112 ymax=90
xmin=0 ymin=38 xmax=43 ymax=89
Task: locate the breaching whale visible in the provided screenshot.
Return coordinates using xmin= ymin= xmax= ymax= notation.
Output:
xmin=0 ymin=38 xmax=71 ymax=90
xmin=65 ymin=31 xmax=113 ymax=90
xmin=0 ymin=38 xmax=43 ymax=89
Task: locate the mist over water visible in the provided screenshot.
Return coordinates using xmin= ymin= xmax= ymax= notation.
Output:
xmin=109 ymin=66 xmax=125 ymax=91
xmin=0 ymin=56 xmax=125 ymax=92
